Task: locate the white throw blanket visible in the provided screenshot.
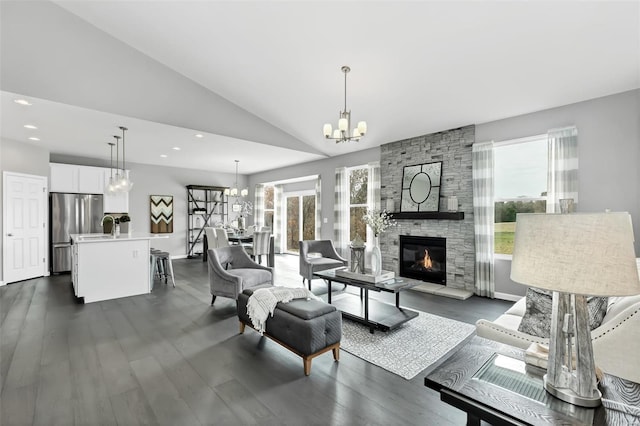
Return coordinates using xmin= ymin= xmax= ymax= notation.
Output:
xmin=246 ymin=286 xmax=320 ymax=334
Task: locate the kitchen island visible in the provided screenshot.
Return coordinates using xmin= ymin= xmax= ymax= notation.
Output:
xmin=70 ymin=233 xmax=168 ymax=303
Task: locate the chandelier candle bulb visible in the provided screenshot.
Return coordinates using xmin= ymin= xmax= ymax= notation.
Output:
xmin=323 ymin=124 xmax=332 ymax=137
xmin=339 ymin=118 xmax=348 ymax=131
xmin=357 ymin=121 xmax=367 ymax=135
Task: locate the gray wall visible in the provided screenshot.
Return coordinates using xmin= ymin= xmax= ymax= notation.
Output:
xmin=476 ymin=89 xmax=640 ymax=297
xmin=248 ymin=147 xmax=381 ymax=240
xmin=50 ymin=154 xmax=246 ymax=257
xmin=0 ymin=138 xmax=51 ymax=282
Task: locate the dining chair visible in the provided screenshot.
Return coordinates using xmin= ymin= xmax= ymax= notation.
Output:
xmin=204 ymin=227 xmax=217 ymax=249
xmin=214 ymin=227 xmax=230 ymax=248
xmin=245 ymin=231 xmax=271 ymax=264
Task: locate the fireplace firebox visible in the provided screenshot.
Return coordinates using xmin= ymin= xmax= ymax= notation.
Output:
xmin=399 ymin=235 xmax=446 ymax=284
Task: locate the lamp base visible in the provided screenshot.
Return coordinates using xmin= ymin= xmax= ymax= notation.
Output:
xmin=543 ymin=375 xmax=602 ymax=407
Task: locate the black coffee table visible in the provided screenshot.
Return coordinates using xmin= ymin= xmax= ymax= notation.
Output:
xmin=425 ymin=336 xmax=640 ymax=425
xmin=313 ymin=268 xmax=420 ymax=333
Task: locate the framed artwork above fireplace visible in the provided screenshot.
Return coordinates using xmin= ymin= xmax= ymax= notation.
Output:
xmin=400 ymin=161 xmax=442 ymax=212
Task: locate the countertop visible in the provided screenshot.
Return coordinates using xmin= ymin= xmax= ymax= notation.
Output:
xmin=71 ymin=233 xmax=169 ymax=243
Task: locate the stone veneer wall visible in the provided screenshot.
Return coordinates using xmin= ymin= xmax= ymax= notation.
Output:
xmin=380 ymin=125 xmax=475 ymax=292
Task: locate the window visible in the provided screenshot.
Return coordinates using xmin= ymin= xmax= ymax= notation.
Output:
xmin=349 ymin=167 xmax=368 ymax=241
xmin=263 ymin=185 xmax=274 ymax=230
xmin=494 ymin=136 xmax=548 ymax=255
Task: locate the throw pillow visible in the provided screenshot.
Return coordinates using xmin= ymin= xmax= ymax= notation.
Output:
xmin=517 ymin=288 xmax=608 ymax=338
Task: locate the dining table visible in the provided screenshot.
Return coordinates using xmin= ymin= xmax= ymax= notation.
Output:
xmin=203 ymin=231 xmax=274 ymax=267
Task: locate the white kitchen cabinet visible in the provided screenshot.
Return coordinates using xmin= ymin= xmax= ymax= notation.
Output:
xmin=77 ymin=166 xmax=105 ymax=194
xmin=50 ymin=163 xmax=106 ymax=195
xmin=70 ymin=234 xmax=158 ymax=303
xmin=50 ymin=163 xmax=129 ymax=213
xmin=50 ymin=163 xmax=79 ymax=192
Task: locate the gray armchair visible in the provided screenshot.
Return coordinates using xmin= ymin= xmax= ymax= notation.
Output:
xmin=208 ymin=245 xmax=273 ymax=305
xmin=299 ymin=240 xmax=348 ymax=289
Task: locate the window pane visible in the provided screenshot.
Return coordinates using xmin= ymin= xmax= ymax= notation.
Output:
xmin=302 ymin=195 xmax=315 ymax=241
xmin=350 ymin=206 xmax=367 ymax=241
xmin=494 ymin=140 xmax=547 ymax=199
xmin=286 ymin=197 xmax=299 ymax=252
xmin=350 ymin=168 xmax=368 ymax=204
xmin=494 ymin=138 xmax=548 ymax=255
xmin=494 ymin=200 xmax=547 ymax=254
xmin=264 ymin=186 xmax=274 ymax=209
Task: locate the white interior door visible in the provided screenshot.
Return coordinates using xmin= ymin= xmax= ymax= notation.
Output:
xmin=3 ymin=172 xmax=47 ymax=284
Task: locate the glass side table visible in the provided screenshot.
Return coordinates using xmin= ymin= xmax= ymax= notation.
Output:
xmin=349 ymin=245 xmax=365 ymax=274
xmin=426 ymin=336 xmax=640 ymax=426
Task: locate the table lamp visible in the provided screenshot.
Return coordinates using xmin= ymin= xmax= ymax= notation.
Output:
xmin=510 ymin=212 xmax=640 ymax=407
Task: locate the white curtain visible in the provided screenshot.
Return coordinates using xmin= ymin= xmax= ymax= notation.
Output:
xmin=472 ymin=141 xmax=495 ymax=298
xmin=334 ymin=167 xmax=349 ymax=257
xmin=366 ymin=161 xmax=381 ymax=249
xmin=273 ymin=184 xmax=283 ymax=253
xmin=547 ymin=126 xmax=578 ymax=213
xmin=253 ymin=183 xmax=265 ymax=229
xmin=315 ymin=175 xmax=322 ymax=239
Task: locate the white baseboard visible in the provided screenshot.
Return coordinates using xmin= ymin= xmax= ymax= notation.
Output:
xmin=494 ymin=292 xmax=522 ymax=302
xmin=0 ymin=280 xmax=5 ymax=286
xmin=171 ymin=254 xmax=189 ymax=260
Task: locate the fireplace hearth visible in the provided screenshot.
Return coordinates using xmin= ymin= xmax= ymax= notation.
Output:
xmin=400 ymin=235 xmax=446 ymax=284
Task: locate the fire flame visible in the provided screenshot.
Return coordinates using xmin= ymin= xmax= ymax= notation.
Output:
xmin=422 ymin=249 xmax=433 ymax=269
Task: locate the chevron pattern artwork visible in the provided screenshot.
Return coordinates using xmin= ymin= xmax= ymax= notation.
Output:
xmin=150 ymin=195 xmax=173 ymax=233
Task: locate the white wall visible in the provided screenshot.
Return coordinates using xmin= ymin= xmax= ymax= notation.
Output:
xmin=476 ymin=89 xmax=640 ymax=297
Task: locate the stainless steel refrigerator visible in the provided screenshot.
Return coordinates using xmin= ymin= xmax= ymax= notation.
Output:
xmin=50 ymin=193 xmax=104 ymax=273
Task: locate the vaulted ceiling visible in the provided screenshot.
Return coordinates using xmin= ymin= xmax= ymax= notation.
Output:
xmin=2 ymin=1 xmax=638 ymax=174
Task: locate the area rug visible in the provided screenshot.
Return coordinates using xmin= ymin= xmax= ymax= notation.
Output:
xmin=340 ymin=312 xmax=476 ymax=380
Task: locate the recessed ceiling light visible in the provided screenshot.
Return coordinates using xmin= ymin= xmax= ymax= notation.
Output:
xmin=160 ymin=154 xmax=168 ymax=158
xmin=24 ymin=124 xmax=38 ymax=129
xmin=172 ymin=147 xmax=181 ymax=151
xmin=14 ymin=99 xmax=33 ymax=106
xmin=28 ymin=137 xmax=40 ymax=141
xmin=194 ymin=134 xmax=204 ymax=138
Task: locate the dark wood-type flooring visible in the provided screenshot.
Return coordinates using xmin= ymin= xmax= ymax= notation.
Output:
xmin=1 ymin=254 xmax=512 ymax=425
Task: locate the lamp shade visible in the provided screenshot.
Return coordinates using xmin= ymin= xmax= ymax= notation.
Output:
xmin=511 ymin=213 xmax=639 ymax=296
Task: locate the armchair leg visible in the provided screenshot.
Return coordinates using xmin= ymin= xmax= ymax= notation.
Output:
xmin=211 ymin=295 xmax=216 ymax=305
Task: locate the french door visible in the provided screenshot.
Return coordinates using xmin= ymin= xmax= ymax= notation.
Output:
xmin=284 ymin=192 xmax=315 ymax=253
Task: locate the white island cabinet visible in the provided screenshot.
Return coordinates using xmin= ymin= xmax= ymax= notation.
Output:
xmin=70 ymin=233 xmax=168 ymax=303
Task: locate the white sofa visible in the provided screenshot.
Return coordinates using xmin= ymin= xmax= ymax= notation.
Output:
xmin=476 ymin=260 xmax=640 ymax=383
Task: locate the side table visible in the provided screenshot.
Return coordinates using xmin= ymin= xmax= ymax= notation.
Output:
xmin=425 ymin=336 xmax=640 ymax=425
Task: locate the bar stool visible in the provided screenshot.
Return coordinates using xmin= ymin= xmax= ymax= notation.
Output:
xmin=150 ymin=248 xmax=175 ymax=289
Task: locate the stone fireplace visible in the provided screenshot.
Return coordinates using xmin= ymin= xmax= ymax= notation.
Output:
xmin=380 ymin=125 xmax=475 ymax=293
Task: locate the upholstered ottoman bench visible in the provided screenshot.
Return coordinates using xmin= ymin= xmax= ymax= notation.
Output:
xmin=237 ymin=288 xmax=342 ymax=375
